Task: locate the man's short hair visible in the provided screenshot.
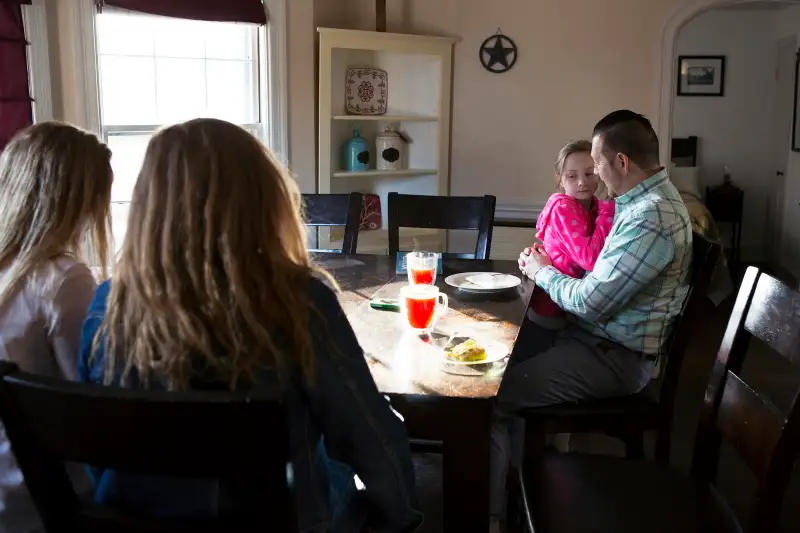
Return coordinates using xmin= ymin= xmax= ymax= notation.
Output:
xmin=592 ymin=110 xmax=660 ymax=170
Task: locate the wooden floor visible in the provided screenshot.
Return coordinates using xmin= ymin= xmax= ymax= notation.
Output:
xmin=412 ymin=265 xmax=800 ymax=533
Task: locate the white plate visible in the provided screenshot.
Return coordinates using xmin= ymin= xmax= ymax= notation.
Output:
xmin=443 ymin=340 xmax=509 ymax=366
xmin=444 ymin=272 xmax=521 ymax=293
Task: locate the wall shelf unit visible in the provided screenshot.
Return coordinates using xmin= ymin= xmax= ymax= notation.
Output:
xmin=332 ymin=169 xmax=438 ymax=179
xmin=331 ymin=115 xmax=439 ymax=122
xmin=318 ymin=28 xmax=456 ymax=254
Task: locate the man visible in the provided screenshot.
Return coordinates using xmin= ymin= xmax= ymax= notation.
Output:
xmin=490 ymin=110 xmax=692 ymax=527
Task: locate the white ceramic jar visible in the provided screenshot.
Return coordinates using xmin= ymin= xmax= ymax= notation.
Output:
xmin=375 ymin=127 xmax=404 ymax=170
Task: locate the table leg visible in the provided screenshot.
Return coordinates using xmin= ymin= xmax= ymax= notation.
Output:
xmin=388 ymin=395 xmax=494 ymax=533
xmin=442 ymin=402 xmax=492 ymax=533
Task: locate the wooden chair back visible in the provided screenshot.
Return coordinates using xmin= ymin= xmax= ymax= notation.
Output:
xmin=691 ymin=267 xmax=800 ymax=533
xmin=304 ymin=192 xmax=362 ymax=254
xmin=0 ymin=362 xmax=295 ymax=533
xmin=387 ymin=192 xmax=496 ymax=259
xmin=658 ymin=233 xmax=720 ymax=408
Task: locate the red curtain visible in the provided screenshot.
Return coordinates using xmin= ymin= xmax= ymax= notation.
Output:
xmin=0 ymin=1 xmax=32 ymax=151
xmin=98 ymin=0 xmax=267 ymax=24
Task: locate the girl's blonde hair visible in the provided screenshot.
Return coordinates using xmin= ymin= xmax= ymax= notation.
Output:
xmin=102 ymin=118 xmax=324 ymax=390
xmin=554 ymin=140 xmax=592 ymax=193
xmin=0 ymin=122 xmax=112 ymax=303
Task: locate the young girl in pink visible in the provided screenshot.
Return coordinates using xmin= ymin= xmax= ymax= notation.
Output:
xmin=527 ymin=140 xmax=616 ymax=328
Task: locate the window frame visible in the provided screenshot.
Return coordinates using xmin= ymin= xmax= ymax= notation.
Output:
xmin=22 ymin=0 xmax=53 ymax=123
xmin=71 ymin=0 xmax=288 ymax=163
xmin=97 ymin=15 xmax=264 ymax=149
xmin=22 ymin=0 xmax=288 ymax=259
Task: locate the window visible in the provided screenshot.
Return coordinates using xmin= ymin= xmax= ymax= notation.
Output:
xmin=94 ymin=9 xmax=272 ymax=250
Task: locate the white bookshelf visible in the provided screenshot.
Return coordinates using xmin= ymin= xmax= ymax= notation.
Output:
xmin=331 ymin=115 xmax=439 ymax=122
xmin=317 ymin=28 xmax=457 ymax=254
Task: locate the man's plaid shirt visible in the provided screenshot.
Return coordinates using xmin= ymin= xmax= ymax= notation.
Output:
xmin=536 ymin=169 xmax=693 ymax=356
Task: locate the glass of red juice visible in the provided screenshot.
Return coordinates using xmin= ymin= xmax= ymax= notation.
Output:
xmin=400 ymin=285 xmax=448 ymax=332
xmin=407 ymin=251 xmax=439 ymax=285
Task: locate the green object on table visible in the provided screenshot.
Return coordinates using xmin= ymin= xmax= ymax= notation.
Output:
xmin=369 ymin=298 xmax=401 ymax=312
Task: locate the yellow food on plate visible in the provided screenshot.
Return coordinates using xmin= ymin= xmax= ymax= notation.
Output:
xmin=447 ymin=339 xmax=486 ymax=362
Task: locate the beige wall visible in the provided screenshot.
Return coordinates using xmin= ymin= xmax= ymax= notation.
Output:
xmin=314 ymin=0 xmax=683 ymax=202
xmin=45 ymin=0 xmax=689 ymax=202
xmin=286 ymin=0 xmax=317 ymax=193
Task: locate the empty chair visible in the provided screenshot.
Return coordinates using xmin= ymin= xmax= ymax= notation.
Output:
xmin=524 ymin=267 xmax=800 ymax=533
xmin=303 ymin=192 xmax=363 ymax=254
xmin=387 ymin=192 xmax=496 ymax=259
xmin=0 ymin=361 xmax=295 ymax=533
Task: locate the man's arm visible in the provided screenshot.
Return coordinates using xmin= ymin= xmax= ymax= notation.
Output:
xmin=536 ymin=212 xmax=674 ymax=322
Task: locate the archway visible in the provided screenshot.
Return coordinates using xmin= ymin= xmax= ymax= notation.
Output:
xmin=656 ymin=0 xmax=797 ymax=163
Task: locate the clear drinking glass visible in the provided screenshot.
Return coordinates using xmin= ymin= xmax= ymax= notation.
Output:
xmin=400 ymin=284 xmax=448 ymax=332
xmin=406 ymin=251 xmax=439 ymax=285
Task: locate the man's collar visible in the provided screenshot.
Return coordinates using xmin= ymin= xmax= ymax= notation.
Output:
xmin=615 ymin=168 xmax=668 ymax=206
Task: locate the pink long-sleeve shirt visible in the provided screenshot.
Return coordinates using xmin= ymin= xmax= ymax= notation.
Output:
xmin=530 ymin=194 xmax=615 ymax=317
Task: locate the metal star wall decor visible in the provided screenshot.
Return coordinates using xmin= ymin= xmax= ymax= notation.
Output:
xmin=480 ymin=29 xmax=517 ymax=74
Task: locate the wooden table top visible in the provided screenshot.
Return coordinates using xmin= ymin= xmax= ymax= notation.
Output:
xmin=313 ymin=254 xmax=534 ymax=399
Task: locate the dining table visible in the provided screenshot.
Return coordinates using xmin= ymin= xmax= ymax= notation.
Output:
xmin=312 ymin=253 xmax=535 ymax=533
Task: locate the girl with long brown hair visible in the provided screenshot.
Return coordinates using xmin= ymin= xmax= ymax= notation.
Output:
xmin=79 ymin=118 xmax=420 ymax=532
xmin=0 ymin=122 xmax=112 ymax=533
xmin=520 ymin=140 xmax=615 ymax=329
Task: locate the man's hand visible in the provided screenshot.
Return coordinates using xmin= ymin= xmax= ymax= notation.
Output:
xmin=523 ymin=247 xmax=553 ymax=280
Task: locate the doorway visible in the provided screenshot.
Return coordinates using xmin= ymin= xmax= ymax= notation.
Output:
xmin=769 ymin=37 xmax=796 ymax=266
xmin=659 ymin=0 xmax=800 ymax=278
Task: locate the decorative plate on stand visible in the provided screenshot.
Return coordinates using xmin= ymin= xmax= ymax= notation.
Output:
xmin=345 ymin=68 xmax=388 ymax=115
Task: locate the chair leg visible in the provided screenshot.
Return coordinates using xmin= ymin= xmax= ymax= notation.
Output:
xmin=506 ymin=467 xmax=528 ymax=531
xmin=654 ymin=423 xmax=672 ymax=465
xmin=519 ymin=422 xmax=547 ymax=532
xmin=622 ymin=431 xmax=645 ymax=460
xmin=517 ymin=468 xmax=536 ymax=533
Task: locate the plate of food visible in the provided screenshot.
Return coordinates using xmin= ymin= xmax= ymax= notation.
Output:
xmin=442 ymin=337 xmax=509 ymax=366
xmin=444 ymin=272 xmax=521 ymax=293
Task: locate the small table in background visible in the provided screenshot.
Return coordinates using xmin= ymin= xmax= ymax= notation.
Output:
xmin=705 ymin=181 xmax=743 ymax=263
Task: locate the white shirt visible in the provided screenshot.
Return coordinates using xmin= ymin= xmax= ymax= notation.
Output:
xmin=0 ymin=258 xmax=96 ymax=533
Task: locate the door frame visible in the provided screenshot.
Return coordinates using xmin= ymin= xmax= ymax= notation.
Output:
xmin=770 ymin=37 xmax=798 ymax=265
xmin=655 ymin=0 xmax=800 ymax=165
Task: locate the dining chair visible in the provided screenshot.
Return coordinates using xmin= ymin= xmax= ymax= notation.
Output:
xmin=0 ymin=362 xmax=295 ymax=533
xmin=523 ymin=267 xmax=800 ymax=533
xmin=387 ymin=192 xmax=496 ymax=259
xmin=519 ymin=232 xmax=720 ymax=465
xmin=304 ymin=192 xmax=362 ymax=255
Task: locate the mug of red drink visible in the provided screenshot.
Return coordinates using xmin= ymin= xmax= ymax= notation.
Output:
xmin=407 ymin=251 xmax=438 ymax=285
xmin=400 ymin=284 xmax=448 ymax=332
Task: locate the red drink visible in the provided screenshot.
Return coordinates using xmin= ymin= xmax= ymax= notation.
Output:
xmin=407 ymin=252 xmax=438 ymax=285
xmin=410 ymin=268 xmax=435 ymax=285
xmin=405 ymin=295 xmax=437 ymax=329
xmin=400 ymin=284 xmax=448 ymax=331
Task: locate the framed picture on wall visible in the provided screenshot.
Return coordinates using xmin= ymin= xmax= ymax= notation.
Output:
xmin=677 ymin=55 xmax=726 ymax=96
xmin=792 ymin=49 xmax=800 ymax=152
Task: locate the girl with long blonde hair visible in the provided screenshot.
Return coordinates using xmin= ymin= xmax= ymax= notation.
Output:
xmin=0 ymin=122 xmax=112 ymax=533
xmin=79 ymin=118 xmax=420 ymax=533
